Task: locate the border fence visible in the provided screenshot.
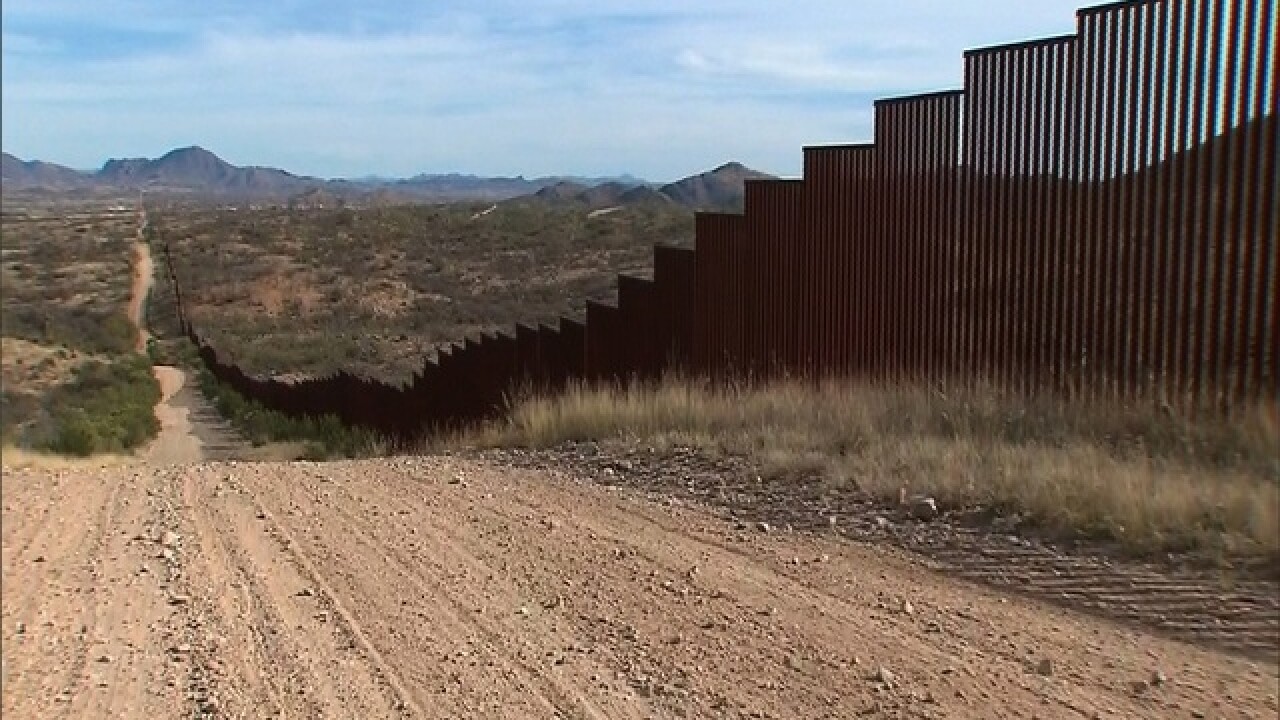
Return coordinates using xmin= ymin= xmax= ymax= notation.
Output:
xmin=164 ymin=0 xmax=1277 ymax=443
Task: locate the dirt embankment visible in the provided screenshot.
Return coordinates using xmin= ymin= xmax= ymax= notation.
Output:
xmin=3 ymin=456 xmax=1275 ymax=719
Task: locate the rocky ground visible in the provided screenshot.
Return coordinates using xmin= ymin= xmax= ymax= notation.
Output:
xmin=484 ymin=443 xmax=1280 ymax=661
xmin=3 ymin=450 xmax=1278 ymax=719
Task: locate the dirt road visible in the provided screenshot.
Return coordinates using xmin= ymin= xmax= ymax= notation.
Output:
xmin=128 ymin=210 xmax=153 ymax=354
xmin=3 ymin=456 xmax=1275 ymax=719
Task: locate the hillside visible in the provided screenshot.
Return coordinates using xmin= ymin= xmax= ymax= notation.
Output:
xmin=525 ymin=162 xmax=774 ymax=211
xmin=97 ymin=146 xmax=318 ymax=195
xmin=658 ymin=161 xmax=775 ymax=210
xmin=1 ymin=153 xmax=91 ymax=190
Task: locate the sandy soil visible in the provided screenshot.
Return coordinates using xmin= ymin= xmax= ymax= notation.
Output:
xmin=2 ymin=456 xmax=1275 ymax=719
xmin=128 ymin=211 xmax=153 ymax=353
xmin=142 ymin=366 xmax=206 ymax=465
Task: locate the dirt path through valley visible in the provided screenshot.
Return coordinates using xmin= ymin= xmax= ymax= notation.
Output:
xmin=142 ymin=367 xmax=206 ymax=465
xmin=2 ymin=456 xmax=1275 ymax=719
xmin=128 ymin=207 xmax=153 ymax=354
xmin=125 ymin=206 xmax=246 ymax=465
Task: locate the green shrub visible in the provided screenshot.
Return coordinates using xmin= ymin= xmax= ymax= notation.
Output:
xmin=2 ymin=306 xmax=138 ymax=356
xmin=38 ymin=354 xmax=161 ymax=455
xmin=47 ymin=409 xmax=99 ymax=456
xmin=195 ymin=366 xmax=382 ymax=459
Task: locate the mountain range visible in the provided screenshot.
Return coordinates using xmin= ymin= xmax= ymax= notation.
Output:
xmin=1 ymin=146 xmax=772 ymax=210
xmin=528 ymin=162 xmax=774 ymax=212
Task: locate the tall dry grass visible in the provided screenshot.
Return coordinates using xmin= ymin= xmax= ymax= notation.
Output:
xmin=457 ymin=378 xmax=1279 ymax=567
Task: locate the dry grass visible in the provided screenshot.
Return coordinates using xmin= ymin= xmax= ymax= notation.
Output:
xmin=0 ymin=444 xmax=134 ymax=470
xmin=460 ymin=378 xmax=1279 ymax=567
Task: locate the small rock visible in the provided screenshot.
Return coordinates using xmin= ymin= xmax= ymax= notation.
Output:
xmin=33 ymin=555 xmax=46 ymax=563
xmin=1150 ymin=669 xmax=1167 ymax=687
xmin=97 ymin=654 xmax=113 ymax=663
xmin=1130 ymin=680 xmax=1149 ymax=695
xmin=901 ymin=599 xmax=914 ymax=616
xmin=757 ymin=522 xmax=771 ymax=533
xmin=296 ymin=588 xmax=314 ymax=597
xmin=870 ymin=666 xmax=896 ymax=688
xmin=1035 ymin=658 xmax=1053 ymax=676
xmin=909 ymin=497 xmax=938 ymax=521
xmin=161 ymin=531 xmax=181 ymax=547
xmin=167 ymin=593 xmax=190 ymax=606
xmin=256 ymin=511 xmax=267 ymax=520
xmin=517 ymin=606 xmax=530 ymax=616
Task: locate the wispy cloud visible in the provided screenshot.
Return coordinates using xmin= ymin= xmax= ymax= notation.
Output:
xmin=2 ymin=0 xmax=1084 ymax=179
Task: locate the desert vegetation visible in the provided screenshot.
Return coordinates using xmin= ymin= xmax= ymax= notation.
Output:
xmin=150 ymin=201 xmax=694 ymax=381
xmin=196 ymin=365 xmax=383 ymax=460
xmin=1 ymin=208 xmax=161 ymax=455
xmin=455 ymin=378 xmax=1279 ymax=571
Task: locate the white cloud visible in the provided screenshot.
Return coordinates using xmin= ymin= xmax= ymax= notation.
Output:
xmin=2 ymin=0 xmax=1086 ymax=179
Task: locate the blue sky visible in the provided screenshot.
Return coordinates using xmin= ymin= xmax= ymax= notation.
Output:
xmin=3 ymin=0 xmax=1086 ymax=181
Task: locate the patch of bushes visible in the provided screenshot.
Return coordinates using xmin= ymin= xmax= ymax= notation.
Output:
xmin=39 ymin=354 xmax=161 ymax=456
xmin=195 ymin=366 xmax=383 ymax=459
xmin=151 ymin=202 xmax=694 ymax=380
xmin=2 ymin=306 xmax=137 ymax=355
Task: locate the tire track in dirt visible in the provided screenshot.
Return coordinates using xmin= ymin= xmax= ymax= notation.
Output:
xmin=237 ymin=457 xmax=1277 ymax=720
xmin=449 ymin=467 xmax=1114 ymax=718
xmin=178 ymin=465 xmax=410 ymax=719
xmin=517 ymin=448 xmax=1280 ymax=660
xmin=7 ymin=457 xmax=1278 ymax=719
xmin=72 ymin=468 xmax=190 ymax=719
xmin=176 ymin=469 xmax=301 ymax=717
xmin=905 ymin=534 xmax=1280 ymax=658
xmin=1 ymin=470 xmax=116 ymax=716
xmin=2 ymin=467 xmax=189 ymax=720
xmin=56 ymin=471 xmax=126 ymax=718
xmin=1 ymin=471 xmax=77 ymax=571
xmin=264 ymin=463 xmax=616 ymax=719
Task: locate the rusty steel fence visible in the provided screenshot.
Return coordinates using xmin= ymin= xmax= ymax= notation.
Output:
xmin=164 ymin=0 xmax=1275 ymax=442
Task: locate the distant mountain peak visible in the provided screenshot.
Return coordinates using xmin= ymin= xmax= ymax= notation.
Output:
xmin=2 ymin=152 xmax=93 ymax=189
xmin=524 ymin=161 xmax=774 ymax=211
xmin=658 ymin=161 xmax=774 ymax=211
